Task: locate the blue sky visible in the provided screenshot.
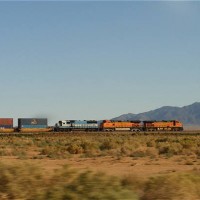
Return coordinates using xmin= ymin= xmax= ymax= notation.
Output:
xmin=0 ymin=1 xmax=199 ymax=125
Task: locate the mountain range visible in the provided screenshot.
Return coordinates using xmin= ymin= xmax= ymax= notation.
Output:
xmin=112 ymin=102 xmax=200 ymax=128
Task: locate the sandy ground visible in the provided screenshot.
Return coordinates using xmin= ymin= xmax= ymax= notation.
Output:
xmin=1 ymin=155 xmax=199 ymax=178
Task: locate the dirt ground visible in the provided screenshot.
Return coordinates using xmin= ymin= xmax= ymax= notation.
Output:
xmin=1 ymin=155 xmax=199 ymax=179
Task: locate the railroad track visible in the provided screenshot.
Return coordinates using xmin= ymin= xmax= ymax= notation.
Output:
xmin=0 ymin=131 xmax=200 ymax=137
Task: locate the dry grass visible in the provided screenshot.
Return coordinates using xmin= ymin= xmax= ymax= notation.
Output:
xmin=0 ymin=133 xmax=200 ymax=199
xmin=0 ymin=162 xmax=137 ymax=200
xmin=0 ymin=161 xmax=200 ymax=200
xmin=0 ymin=133 xmax=200 ymax=159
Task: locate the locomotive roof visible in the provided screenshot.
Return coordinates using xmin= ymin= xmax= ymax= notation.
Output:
xmin=110 ymin=120 xmax=141 ymax=123
xmin=143 ymin=120 xmax=178 ymax=122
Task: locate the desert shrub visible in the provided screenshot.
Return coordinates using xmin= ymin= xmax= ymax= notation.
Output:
xmin=121 ymin=175 xmax=145 ymax=198
xmin=145 ymin=148 xmax=158 ymax=158
xmin=131 ymin=150 xmax=147 ymax=158
xmin=0 ymin=147 xmax=12 ymax=156
xmin=79 ymin=140 xmax=100 ymax=156
xmin=99 ymin=138 xmax=118 ymax=151
xmin=45 ymin=168 xmax=138 ymax=200
xmin=196 ymin=149 xmax=200 ymax=158
xmin=146 ymin=140 xmax=156 ymax=147
xmin=0 ymin=146 xmax=28 ymax=158
xmin=180 ymin=138 xmax=197 ymax=149
xmin=67 ymin=143 xmax=84 ymax=154
xmin=120 ymin=146 xmax=133 ymax=156
xmin=142 ymin=172 xmax=200 ymax=200
xmin=0 ymin=163 xmax=138 ymax=200
xmin=64 ymin=138 xmax=100 ymax=156
xmin=157 ymin=142 xmax=183 ymax=157
xmin=155 ymin=137 xmax=170 ymax=143
xmin=40 ymin=146 xmax=69 ymax=159
xmin=1 ymin=133 xmax=200 ymax=159
xmin=11 ymin=147 xmax=27 ymax=158
xmin=0 ymin=162 xmax=45 ymax=200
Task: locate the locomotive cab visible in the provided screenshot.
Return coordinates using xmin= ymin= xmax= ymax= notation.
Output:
xmin=54 ymin=120 xmax=72 ymax=131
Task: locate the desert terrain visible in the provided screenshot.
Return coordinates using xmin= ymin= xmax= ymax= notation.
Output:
xmin=0 ymin=132 xmax=200 ymax=199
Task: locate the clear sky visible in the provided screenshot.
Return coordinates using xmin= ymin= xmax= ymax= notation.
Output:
xmin=0 ymin=1 xmax=199 ymax=125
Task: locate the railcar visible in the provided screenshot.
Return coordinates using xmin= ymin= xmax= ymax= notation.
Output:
xmin=0 ymin=118 xmax=14 ymax=133
xmin=54 ymin=120 xmax=99 ymax=132
xmin=18 ymin=118 xmax=52 ymax=132
xmin=99 ymin=120 xmax=142 ymax=131
xmin=143 ymin=120 xmax=183 ymax=131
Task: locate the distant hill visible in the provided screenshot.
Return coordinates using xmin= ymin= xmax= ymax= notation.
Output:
xmin=112 ymin=102 xmax=200 ymax=128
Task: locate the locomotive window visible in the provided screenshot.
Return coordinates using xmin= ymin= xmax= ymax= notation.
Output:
xmin=87 ymin=121 xmax=97 ymax=124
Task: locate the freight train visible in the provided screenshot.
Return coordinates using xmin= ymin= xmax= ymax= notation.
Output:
xmin=0 ymin=118 xmax=184 ymax=133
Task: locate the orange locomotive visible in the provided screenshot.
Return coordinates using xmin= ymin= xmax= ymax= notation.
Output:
xmin=100 ymin=120 xmax=183 ymax=132
xmin=100 ymin=120 xmax=142 ymax=131
xmin=143 ymin=120 xmax=183 ymax=131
